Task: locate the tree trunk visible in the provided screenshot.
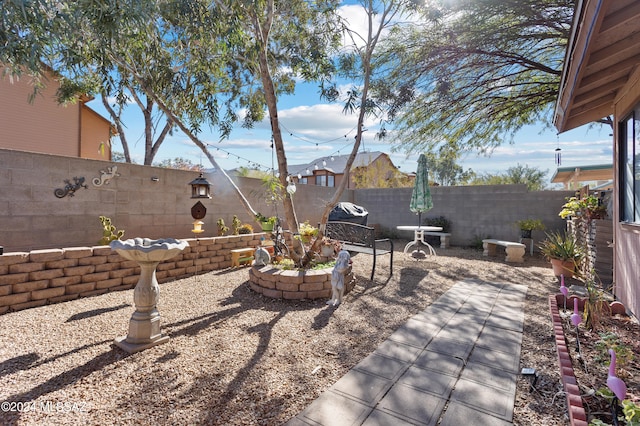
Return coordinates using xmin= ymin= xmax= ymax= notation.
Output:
xmin=252 ymin=2 xmax=303 ymax=263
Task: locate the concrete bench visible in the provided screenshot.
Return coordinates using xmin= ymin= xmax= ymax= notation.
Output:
xmin=482 ymin=239 xmax=526 ymax=263
xmin=423 ymin=231 xmax=451 ymax=249
xmin=230 ymin=247 xmax=254 ymax=267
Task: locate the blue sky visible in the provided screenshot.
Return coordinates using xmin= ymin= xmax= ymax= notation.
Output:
xmin=90 ymin=78 xmax=613 ymax=186
xmin=88 ymin=2 xmax=614 ymax=186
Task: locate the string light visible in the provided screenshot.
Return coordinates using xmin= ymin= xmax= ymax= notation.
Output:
xmin=279 ymin=122 xmax=357 ymax=145
xmin=203 ymin=125 xmax=364 ymax=176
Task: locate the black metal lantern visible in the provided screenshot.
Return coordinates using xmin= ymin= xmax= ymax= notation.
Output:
xmin=189 ymin=173 xmax=211 ymax=199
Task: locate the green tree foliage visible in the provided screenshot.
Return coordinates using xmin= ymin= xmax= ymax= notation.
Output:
xmin=423 ymin=151 xmax=475 ymax=186
xmin=153 ymin=157 xmax=203 ymax=171
xmin=374 ymin=0 xmax=574 ymax=155
xmin=468 ymin=164 xmax=548 ymax=191
xmin=351 ymin=161 xmax=412 ymax=188
xmin=2 ymin=0 xmax=345 ymax=231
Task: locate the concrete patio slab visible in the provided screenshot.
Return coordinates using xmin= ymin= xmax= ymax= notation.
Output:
xmin=285 ymin=279 xmax=528 ymax=425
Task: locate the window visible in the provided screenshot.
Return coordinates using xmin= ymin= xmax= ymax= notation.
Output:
xmin=619 ymin=106 xmax=640 ymax=223
xmin=314 ymin=173 xmax=335 ymax=187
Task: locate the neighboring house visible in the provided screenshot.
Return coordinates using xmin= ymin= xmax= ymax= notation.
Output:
xmin=550 ymin=164 xmax=613 ymax=190
xmin=0 ymin=67 xmax=113 ymax=160
xmin=288 ymin=151 xmax=410 ymax=189
xmin=554 ymin=1 xmax=640 ymax=318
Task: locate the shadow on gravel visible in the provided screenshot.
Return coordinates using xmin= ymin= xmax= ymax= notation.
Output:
xmin=65 ymin=303 xmax=131 ymax=322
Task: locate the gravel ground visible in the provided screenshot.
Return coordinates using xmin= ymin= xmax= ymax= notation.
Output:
xmin=0 ymin=243 xmax=567 ymax=425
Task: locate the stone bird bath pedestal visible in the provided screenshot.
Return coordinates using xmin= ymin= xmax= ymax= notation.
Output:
xmin=110 ymin=238 xmax=188 ymax=353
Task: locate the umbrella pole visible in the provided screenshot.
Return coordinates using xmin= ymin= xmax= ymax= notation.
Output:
xmin=418 ymin=212 xmax=422 ymax=227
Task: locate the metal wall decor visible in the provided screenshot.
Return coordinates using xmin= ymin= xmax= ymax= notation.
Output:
xmin=92 ymin=165 xmax=120 ymax=186
xmin=54 ymin=176 xmax=88 ymax=198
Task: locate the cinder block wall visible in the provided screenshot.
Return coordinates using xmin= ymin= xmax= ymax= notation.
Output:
xmin=0 ymin=148 xmax=346 ymax=252
xmin=354 ymin=185 xmax=574 ymax=245
xmin=0 ymin=234 xmax=262 ymax=314
xmin=1 ymin=148 xmax=576 ymax=252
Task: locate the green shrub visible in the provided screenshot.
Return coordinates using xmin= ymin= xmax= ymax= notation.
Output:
xmin=470 ymin=233 xmax=490 ymax=250
xmin=423 ymin=216 xmax=452 ymax=232
xmin=594 ymin=332 xmax=633 ymax=367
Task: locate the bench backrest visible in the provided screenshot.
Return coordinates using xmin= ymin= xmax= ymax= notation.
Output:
xmin=325 ymin=221 xmax=375 ymax=248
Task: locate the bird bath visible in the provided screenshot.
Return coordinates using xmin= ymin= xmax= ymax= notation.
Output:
xmin=110 ymin=238 xmax=188 ymax=353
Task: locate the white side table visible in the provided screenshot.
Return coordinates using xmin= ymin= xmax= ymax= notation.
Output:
xmin=396 ymin=225 xmax=443 ymax=256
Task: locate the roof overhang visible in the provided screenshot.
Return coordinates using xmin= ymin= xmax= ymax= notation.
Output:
xmin=554 ymin=0 xmax=640 ymax=132
xmin=550 ymin=163 xmax=613 ymax=185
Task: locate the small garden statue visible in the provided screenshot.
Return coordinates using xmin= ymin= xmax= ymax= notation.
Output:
xmin=254 ymin=246 xmax=271 ymax=266
xmin=327 ymin=250 xmax=350 ymax=307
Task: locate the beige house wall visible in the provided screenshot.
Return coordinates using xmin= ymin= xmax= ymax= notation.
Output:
xmin=612 ymin=68 xmax=640 ymax=319
xmin=80 ymin=106 xmax=112 ymax=161
xmin=0 ymin=73 xmax=79 ymax=157
xmin=299 ymin=153 xmax=405 ymax=189
xmin=0 ymin=70 xmax=111 ymax=160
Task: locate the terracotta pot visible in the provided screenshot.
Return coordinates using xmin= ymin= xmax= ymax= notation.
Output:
xmin=550 ymin=258 xmax=575 ymax=277
xmin=320 ymin=245 xmax=335 ymax=257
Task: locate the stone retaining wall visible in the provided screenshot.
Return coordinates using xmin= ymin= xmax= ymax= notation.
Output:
xmin=248 ymin=265 xmax=354 ymax=300
xmin=0 ymin=234 xmax=264 ymax=315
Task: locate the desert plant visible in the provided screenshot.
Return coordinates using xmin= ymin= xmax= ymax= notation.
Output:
xmin=538 ymin=231 xmax=584 ymax=262
xmin=98 ymin=216 xmax=124 ymax=245
xmin=216 ymin=218 xmax=229 ymax=236
xmin=231 ymin=215 xmax=241 ymax=235
xmin=583 ymin=273 xmax=610 ymax=331
xmin=274 ymin=258 xmax=296 ymax=270
xmin=238 ymin=223 xmax=253 ymax=234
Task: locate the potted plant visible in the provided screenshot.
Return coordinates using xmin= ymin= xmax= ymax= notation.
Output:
xmin=298 ymin=221 xmax=318 ymax=244
xmin=255 ymin=213 xmax=277 ymax=232
xmin=538 ymin=231 xmax=584 ymax=277
xmin=319 ymin=236 xmax=341 ymax=257
xmin=559 ymin=195 xmax=607 ymax=221
xmin=515 ymin=218 xmax=545 ymax=239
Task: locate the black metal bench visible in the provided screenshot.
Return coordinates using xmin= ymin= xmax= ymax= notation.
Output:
xmin=325 ymin=221 xmax=393 ymax=281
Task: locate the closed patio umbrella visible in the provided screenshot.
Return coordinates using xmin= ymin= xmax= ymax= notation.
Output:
xmin=409 ymin=153 xmax=433 ymax=226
